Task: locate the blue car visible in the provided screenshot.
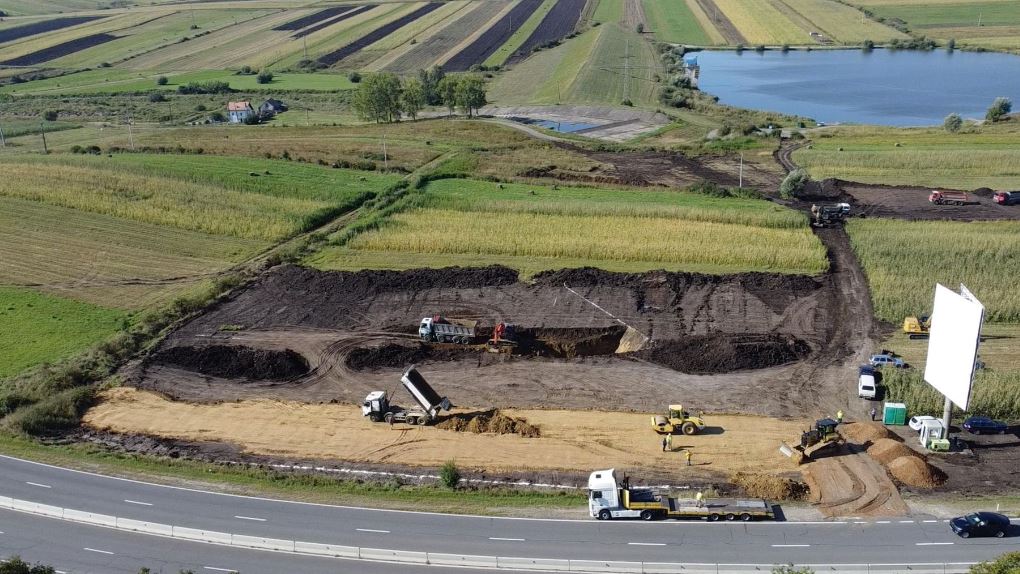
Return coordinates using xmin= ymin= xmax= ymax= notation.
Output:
xmin=950 ymin=512 xmax=1011 ymax=538
xmin=962 ymin=416 xmax=1009 ymax=435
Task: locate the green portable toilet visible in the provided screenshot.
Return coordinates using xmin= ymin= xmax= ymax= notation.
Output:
xmin=883 ymin=402 xmax=907 ymax=425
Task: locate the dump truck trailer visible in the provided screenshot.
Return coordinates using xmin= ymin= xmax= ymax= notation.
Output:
xmin=362 ymin=366 xmax=452 ymax=425
xmin=929 ymin=190 xmax=969 ymax=205
xmin=419 ymin=316 xmax=476 ymax=344
xmin=588 ymin=469 xmax=774 ymax=522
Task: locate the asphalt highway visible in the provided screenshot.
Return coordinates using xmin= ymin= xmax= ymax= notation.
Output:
xmin=1 ymin=454 xmax=1018 ymax=573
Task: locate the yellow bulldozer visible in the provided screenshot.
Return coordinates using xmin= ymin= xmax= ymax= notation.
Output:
xmin=903 ymin=315 xmax=931 ymax=339
xmin=651 ymin=404 xmax=706 ymax=436
xmin=779 ymin=418 xmax=843 ymax=464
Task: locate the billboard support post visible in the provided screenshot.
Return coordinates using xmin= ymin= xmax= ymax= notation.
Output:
xmin=942 ymin=397 xmax=953 ymax=443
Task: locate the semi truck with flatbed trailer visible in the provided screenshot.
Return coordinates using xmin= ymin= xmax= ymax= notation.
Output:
xmin=588 ymin=468 xmax=774 ymax=522
xmin=362 ymin=366 xmax=451 ymax=425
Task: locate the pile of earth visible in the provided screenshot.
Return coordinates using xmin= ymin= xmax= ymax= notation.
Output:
xmin=866 ymin=438 xmax=915 ymax=465
xmin=634 ymin=333 xmax=811 ymax=374
xmin=888 ymin=456 xmax=947 ymax=489
xmin=151 ymin=345 xmax=309 ymax=380
xmin=840 ymin=422 xmax=893 ymax=446
xmin=345 ymin=343 xmax=474 ymax=370
xmin=850 ymin=430 xmax=947 ymax=489
xmin=436 ymin=410 xmax=541 ymax=437
xmin=731 ymin=472 xmax=808 ymax=501
xmin=796 ymin=178 xmax=846 ymax=202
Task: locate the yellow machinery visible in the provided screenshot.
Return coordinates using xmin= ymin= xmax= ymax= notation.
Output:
xmin=903 ymin=315 xmax=930 ymax=339
xmin=651 ymin=404 xmax=706 ymax=436
xmin=779 ymin=418 xmax=843 ymax=464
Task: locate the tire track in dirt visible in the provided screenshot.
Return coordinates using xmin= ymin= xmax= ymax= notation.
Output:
xmin=694 ymin=0 xmax=746 ymax=45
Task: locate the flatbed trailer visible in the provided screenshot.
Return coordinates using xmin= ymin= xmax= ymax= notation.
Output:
xmin=588 ymin=469 xmax=774 ymax=522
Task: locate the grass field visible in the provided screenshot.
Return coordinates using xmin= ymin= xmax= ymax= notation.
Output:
xmin=642 ymin=0 xmax=713 ymax=45
xmin=848 ymin=217 xmax=1020 ymax=324
xmin=794 ymin=123 xmax=1020 ymax=189
xmin=847 ymin=0 xmax=1020 ymax=50
xmin=0 ymin=287 xmax=126 ymax=379
xmin=566 ymin=23 xmax=660 ymax=107
xmin=310 ymin=178 xmax=827 ymax=276
xmin=489 ymin=25 xmax=601 ymax=104
xmin=713 ymin=0 xmax=810 ymax=45
xmin=778 ymin=0 xmax=908 ymax=43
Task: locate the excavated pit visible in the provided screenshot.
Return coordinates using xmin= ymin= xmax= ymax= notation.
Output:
xmin=634 ymin=333 xmax=812 ymax=374
xmin=151 ymin=345 xmax=309 ymax=381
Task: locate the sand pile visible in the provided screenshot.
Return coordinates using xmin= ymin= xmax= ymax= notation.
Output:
xmin=436 ymin=410 xmax=540 ymax=438
xmin=840 ymin=422 xmax=894 ymax=445
xmin=888 ymin=456 xmax=947 ymax=488
xmin=867 ymin=438 xmax=916 ymax=465
xmin=731 ymin=472 xmax=808 ymax=500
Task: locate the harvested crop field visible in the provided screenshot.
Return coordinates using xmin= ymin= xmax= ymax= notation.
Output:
xmin=507 ymin=0 xmax=586 ymax=65
xmin=273 ymin=7 xmax=357 ymax=31
xmin=1 ymin=33 xmax=117 ymax=66
xmin=86 ymin=387 xmax=805 ymax=482
xmin=318 ymin=3 xmax=443 ymax=66
xmin=385 ymin=1 xmax=510 ymax=72
xmin=444 ymin=0 xmax=543 ymax=71
xmin=126 ymin=263 xmax=845 ymax=417
xmin=0 ymin=16 xmax=104 ymax=44
xmin=292 ymin=6 xmax=376 ymax=39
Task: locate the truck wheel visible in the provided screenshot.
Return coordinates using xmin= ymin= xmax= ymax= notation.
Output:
xmin=383 ymin=412 xmax=394 ymax=424
xmin=406 ymin=416 xmax=417 ymax=425
xmin=417 ymin=416 xmax=428 ymax=425
xmin=682 ymin=422 xmax=697 ymax=435
xmin=740 ymin=513 xmax=752 ymax=522
xmin=707 ymin=513 xmax=720 ymax=522
xmin=598 ymin=509 xmax=612 ymax=521
xmin=725 ymin=513 xmax=736 ymax=521
xmin=369 ymin=413 xmax=382 ymax=423
xmin=640 ymin=510 xmax=656 ymax=521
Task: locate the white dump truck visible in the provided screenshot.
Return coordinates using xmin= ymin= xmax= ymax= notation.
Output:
xmin=362 ymin=366 xmax=451 ymax=425
xmin=588 ymin=468 xmax=774 ymax=522
xmin=418 ymin=316 xmax=476 ymax=344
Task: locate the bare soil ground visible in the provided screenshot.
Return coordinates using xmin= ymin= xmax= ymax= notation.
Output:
xmin=126 ymin=264 xmax=841 ymax=416
xmin=85 ymin=387 xmax=806 ymax=486
xmin=887 ymin=425 xmax=1020 ymax=497
xmin=578 ymin=147 xmax=783 ymax=189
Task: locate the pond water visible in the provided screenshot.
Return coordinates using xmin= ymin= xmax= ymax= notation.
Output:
xmin=693 ymin=49 xmax=1020 ymax=126
xmin=509 ymin=117 xmax=600 ymax=133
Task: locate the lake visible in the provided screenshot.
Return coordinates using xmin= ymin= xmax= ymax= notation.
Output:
xmin=693 ymin=49 xmax=1020 ymax=126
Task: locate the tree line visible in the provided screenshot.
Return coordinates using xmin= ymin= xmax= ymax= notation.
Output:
xmin=352 ymin=66 xmax=486 ymax=123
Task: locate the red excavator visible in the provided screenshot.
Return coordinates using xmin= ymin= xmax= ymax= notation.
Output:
xmin=486 ymin=322 xmax=517 ymax=353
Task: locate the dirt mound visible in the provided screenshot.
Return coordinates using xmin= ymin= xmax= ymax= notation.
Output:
xmin=515 ymin=326 xmax=627 ymax=358
xmin=436 ymin=410 xmax=540 ymax=438
xmin=867 ymin=438 xmax=916 ymax=465
xmin=152 ymin=345 xmax=308 ymax=380
xmin=731 ymin=472 xmax=808 ymax=500
xmin=346 ymin=343 xmax=473 ymax=370
xmin=797 ymin=178 xmax=845 ymax=201
xmin=261 ymin=264 xmax=517 ymax=299
xmin=972 ymin=187 xmax=995 ymax=198
xmin=634 ymin=333 xmax=811 ymax=374
xmin=888 ymin=455 xmax=947 ymax=489
xmin=840 ymin=422 xmax=894 ymax=445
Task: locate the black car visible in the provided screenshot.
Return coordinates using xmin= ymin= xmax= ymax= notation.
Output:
xmin=962 ymin=416 xmax=1009 ymax=434
xmin=950 ymin=512 xmax=1011 ymax=538
xmin=858 ymin=365 xmax=876 ymax=377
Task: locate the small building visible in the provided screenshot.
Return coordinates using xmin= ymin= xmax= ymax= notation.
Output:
xmin=227 ymin=101 xmax=254 ymax=123
xmin=259 ymin=98 xmax=287 ymax=117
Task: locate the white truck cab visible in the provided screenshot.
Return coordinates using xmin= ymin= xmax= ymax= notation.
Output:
xmin=588 ymin=469 xmax=640 ymax=520
xmin=362 ymin=391 xmax=389 ymax=421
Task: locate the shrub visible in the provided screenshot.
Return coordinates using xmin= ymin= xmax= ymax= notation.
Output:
xmin=862 ymin=39 xmax=874 ymax=52
xmin=986 ymin=97 xmax=1012 ymax=122
xmin=943 ymin=113 xmax=962 ymax=133
xmin=971 ymin=552 xmax=1020 ymax=574
xmin=209 ymin=111 xmax=226 ymax=122
xmin=240 ymin=65 xmax=252 ymax=75
xmin=177 ymin=81 xmax=233 ymax=94
xmin=43 ymin=110 xmax=58 ymax=121
xmin=149 ymin=92 xmax=166 ymax=102
xmin=636 ymin=23 xmax=644 ymax=34
xmin=779 ymin=169 xmax=809 ymax=199
xmin=156 ymin=75 xmax=168 ymax=85
xmin=256 ymin=71 xmax=273 ymax=84
xmin=772 ymin=567 xmax=814 ymax=574
xmin=348 ymin=71 xmax=362 ymax=83
xmin=439 ymin=460 xmax=461 ymax=488
xmin=0 ymin=556 xmax=56 ymax=574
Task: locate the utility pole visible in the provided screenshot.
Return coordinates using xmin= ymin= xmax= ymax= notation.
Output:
xmin=0 ymin=124 xmax=5 ymax=148
xmin=382 ymin=133 xmax=388 ymax=171
xmin=623 ymin=39 xmax=631 ymax=102
xmin=127 ymin=114 xmax=134 ymax=150
xmin=303 ymin=37 xmax=308 ymax=59
xmin=167 ymin=101 xmax=173 ymax=124
xmin=739 ymin=153 xmax=743 ymax=188
xmin=39 ymin=122 xmax=48 ymax=154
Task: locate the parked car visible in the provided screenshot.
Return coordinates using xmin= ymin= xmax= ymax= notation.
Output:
xmin=858 ymin=368 xmax=877 ymax=400
xmin=962 ymin=416 xmax=1008 ymax=434
xmin=869 ymin=354 xmax=905 ymax=368
xmin=950 ymin=512 xmax=1011 ymax=538
xmin=993 ymin=191 xmax=1020 ymax=206
xmin=908 ymin=415 xmax=937 ymax=432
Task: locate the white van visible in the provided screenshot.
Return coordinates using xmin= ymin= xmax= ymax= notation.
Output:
xmin=858 ymin=371 xmax=877 ymax=400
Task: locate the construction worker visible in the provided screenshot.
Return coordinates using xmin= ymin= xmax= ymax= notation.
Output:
xmin=665 ymin=433 xmax=673 ymax=452
xmin=695 ymin=491 xmax=703 ymax=507
xmin=870 ymin=407 xmax=878 ymax=422
xmin=836 ymin=409 xmax=844 ymax=423
xmin=685 ymin=449 xmax=693 ymax=466
xmin=661 ymin=436 xmax=667 ymax=452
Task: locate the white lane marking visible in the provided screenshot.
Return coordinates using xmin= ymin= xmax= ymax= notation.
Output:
xmin=917 ymin=542 xmax=955 ymax=546
xmin=854 ymin=521 xmax=868 ymax=525
xmin=233 ymin=515 xmax=266 ymax=522
xmin=56 ymin=570 xmax=67 ymax=574
xmin=876 ymin=520 xmax=891 ymax=524
xmin=204 ymin=568 xmax=238 ymax=573
xmin=25 ymin=482 xmax=51 ymax=489
xmin=771 ymin=544 xmax=810 ymax=547
xmin=124 ymin=499 xmax=153 ymax=506
xmin=83 ymin=548 xmax=114 ymax=555
xmin=923 ymin=520 xmax=939 ymax=523
xmin=489 ymin=537 xmax=526 ymax=541
xmin=899 ymin=520 xmax=915 ymax=523
xmin=628 ymin=542 xmax=666 ymax=546
xmin=355 ymin=528 xmax=390 ymax=534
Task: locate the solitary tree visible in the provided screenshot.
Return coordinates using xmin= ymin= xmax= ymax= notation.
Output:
xmin=352 ymin=73 xmax=403 ymax=123
xmin=256 ymin=70 xmax=273 ymax=84
xmin=454 ymin=75 xmax=487 ymax=118
xmin=985 ymin=97 xmax=1012 ymax=122
xmin=156 ymin=75 xmax=168 ymax=85
xmin=943 ymin=112 xmax=963 ymax=133
xmin=401 ymin=78 xmax=426 ymax=120
xmin=779 ymin=169 xmax=810 ymax=199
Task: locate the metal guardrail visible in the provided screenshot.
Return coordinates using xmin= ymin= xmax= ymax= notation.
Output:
xmin=0 ymin=495 xmax=976 ymax=573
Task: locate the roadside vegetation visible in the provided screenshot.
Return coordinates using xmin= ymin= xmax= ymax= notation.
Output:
xmin=883 ymin=368 xmax=1020 ymax=421
xmin=309 ymin=178 xmax=827 ymax=277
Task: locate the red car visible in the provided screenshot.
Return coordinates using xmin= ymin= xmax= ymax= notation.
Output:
xmin=994 ymin=191 xmax=1020 ymax=205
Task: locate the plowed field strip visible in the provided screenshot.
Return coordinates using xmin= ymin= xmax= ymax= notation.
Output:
xmin=293 ymin=5 xmax=375 ymax=39
xmin=274 ymin=6 xmax=353 ymax=31
xmin=693 ymin=0 xmax=745 ymax=44
xmin=384 ymin=1 xmax=501 ymax=72
xmin=366 ymin=1 xmax=472 ymax=72
xmin=507 ymin=0 xmax=586 ymax=65
xmin=317 ymin=2 xmax=444 ymax=66
xmin=1 ymin=33 xmax=117 ymax=66
xmin=444 ymin=0 xmax=544 ymax=72
xmin=0 ymin=16 xmax=104 ymax=45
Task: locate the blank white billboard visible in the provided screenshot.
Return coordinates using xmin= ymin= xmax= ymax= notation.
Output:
xmin=924 ymin=284 xmax=984 ymax=410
